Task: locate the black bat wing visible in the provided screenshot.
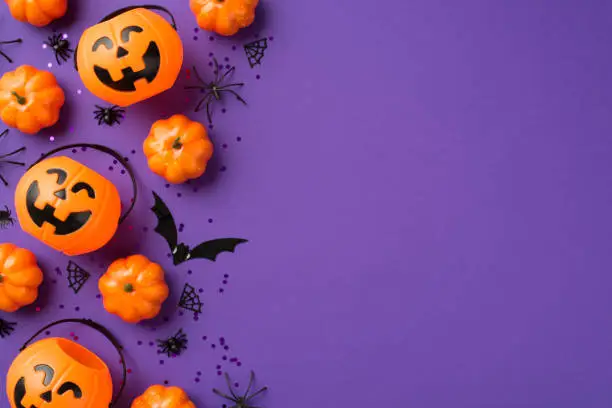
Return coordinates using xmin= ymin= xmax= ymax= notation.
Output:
xmin=188 ymin=238 xmax=248 ymax=262
xmin=151 ymin=191 xmax=178 ymax=252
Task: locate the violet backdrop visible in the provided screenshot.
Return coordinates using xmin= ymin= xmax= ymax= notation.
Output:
xmin=2 ymin=0 xmax=612 ymax=407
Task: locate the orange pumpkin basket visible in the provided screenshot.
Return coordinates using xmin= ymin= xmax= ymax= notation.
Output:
xmin=6 ymin=318 xmax=127 ymax=408
xmin=75 ymin=5 xmax=183 ymax=107
xmin=14 ymin=144 xmax=138 ymax=256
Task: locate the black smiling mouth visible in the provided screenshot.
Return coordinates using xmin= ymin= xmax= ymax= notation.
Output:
xmin=26 ymin=181 xmax=92 ymax=235
xmin=93 ymin=41 xmax=161 ymax=92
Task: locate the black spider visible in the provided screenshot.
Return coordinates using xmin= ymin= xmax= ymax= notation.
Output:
xmin=44 ymin=34 xmax=73 ymax=65
xmin=213 ymin=371 xmax=268 ymax=408
xmin=0 ymin=129 xmax=26 ymax=187
xmin=185 ymin=58 xmax=247 ymax=124
xmin=0 ymin=38 xmax=22 ymax=63
xmin=156 ymin=329 xmax=188 ymax=357
xmin=0 ymin=318 xmax=16 ymax=338
xmin=0 ymin=205 xmax=15 ymax=229
xmin=94 ymin=105 xmax=125 ymax=127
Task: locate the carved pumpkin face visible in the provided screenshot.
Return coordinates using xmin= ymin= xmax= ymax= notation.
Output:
xmin=76 ymin=8 xmax=183 ymax=107
xmin=6 ymin=338 xmax=113 ymax=408
xmin=14 ymin=156 xmax=121 ymax=256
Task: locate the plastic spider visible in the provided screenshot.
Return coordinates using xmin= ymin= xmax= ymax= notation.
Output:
xmin=0 ymin=38 xmax=22 ymax=63
xmin=185 ymin=58 xmax=247 ymax=123
xmin=0 ymin=205 xmax=15 ymax=229
xmin=94 ymin=105 xmax=125 ymax=127
xmin=213 ymin=371 xmax=268 ymax=408
xmin=44 ymin=34 xmax=73 ymax=65
xmin=0 ymin=318 xmax=16 ymax=338
xmin=157 ymin=329 xmax=188 ymax=357
xmin=0 ymin=129 xmax=26 ymax=187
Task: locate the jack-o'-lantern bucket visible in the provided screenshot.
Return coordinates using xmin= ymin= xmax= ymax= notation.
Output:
xmin=6 ymin=318 xmax=127 ymax=408
xmin=14 ymin=144 xmax=138 ymax=256
xmin=75 ymin=5 xmax=183 ymax=107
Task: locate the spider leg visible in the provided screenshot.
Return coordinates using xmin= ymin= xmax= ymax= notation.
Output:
xmin=195 ymin=93 xmax=213 ymax=113
xmin=2 ymin=160 xmax=25 ymax=166
xmin=54 ymin=52 xmax=61 ymax=66
xmin=0 ymin=129 xmax=8 ymax=140
xmin=213 ymin=58 xmax=221 ymax=83
xmin=0 ymin=50 xmax=13 ymax=64
xmin=224 ymin=372 xmax=240 ymax=400
xmin=246 ymin=386 xmax=269 ymax=401
xmin=223 ymin=89 xmax=247 ymax=105
xmin=0 ymin=146 xmax=26 ymax=160
xmin=244 ymin=370 xmax=255 ymax=398
xmin=218 ymin=82 xmax=244 ymax=88
xmin=0 ymin=39 xmax=22 ymax=45
xmin=206 ymin=100 xmax=214 ymax=124
xmin=0 ymin=173 xmax=8 ymax=186
xmin=221 ymin=65 xmax=235 ymax=81
xmin=212 ymin=388 xmax=236 ymax=402
xmin=193 ymin=65 xmax=206 ymax=86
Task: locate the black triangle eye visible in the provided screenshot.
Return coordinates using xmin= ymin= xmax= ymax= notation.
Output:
xmin=40 ymin=391 xmax=52 ymax=402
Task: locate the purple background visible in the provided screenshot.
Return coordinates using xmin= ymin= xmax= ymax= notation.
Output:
xmin=2 ymin=0 xmax=612 ymax=407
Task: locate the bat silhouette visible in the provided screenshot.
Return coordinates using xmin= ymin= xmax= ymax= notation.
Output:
xmin=151 ymin=192 xmax=248 ymax=265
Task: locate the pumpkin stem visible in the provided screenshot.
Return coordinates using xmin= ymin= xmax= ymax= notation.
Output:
xmin=172 ymin=137 xmax=183 ymax=149
xmin=124 ymin=283 xmax=134 ymax=293
xmin=11 ymin=91 xmax=26 ymax=105
xmin=0 ymin=274 xmax=3 ymax=283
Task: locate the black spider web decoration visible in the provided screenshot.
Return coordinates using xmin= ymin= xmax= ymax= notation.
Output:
xmin=67 ymin=261 xmax=90 ymax=294
xmin=244 ymin=38 xmax=268 ymax=68
xmin=0 ymin=318 xmax=16 ymax=338
xmin=157 ymin=329 xmax=188 ymax=357
xmin=178 ymin=283 xmax=203 ymax=314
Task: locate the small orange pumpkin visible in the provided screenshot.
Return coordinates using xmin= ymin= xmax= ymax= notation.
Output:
xmin=99 ymin=255 xmax=169 ymax=324
xmin=190 ymin=0 xmax=259 ymax=36
xmin=4 ymin=0 xmax=67 ymax=27
xmin=144 ymin=115 xmax=214 ymax=184
xmin=0 ymin=243 xmax=43 ymax=312
xmin=132 ymin=385 xmax=196 ymax=408
xmin=0 ymin=65 xmax=65 ymax=134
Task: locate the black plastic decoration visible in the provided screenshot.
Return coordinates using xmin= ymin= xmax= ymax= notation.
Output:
xmin=213 ymin=371 xmax=268 ymax=408
xmin=0 ymin=318 xmax=16 ymax=338
xmin=178 ymin=283 xmax=203 ymax=314
xmin=0 ymin=39 xmax=22 ymax=63
xmin=0 ymin=205 xmax=15 ymax=229
xmin=157 ymin=329 xmax=188 ymax=357
xmin=244 ymin=38 xmax=268 ymax=68
xmin=151 ymin=192 xmax=247 ymax=265
xmin=185 ymin=58 xmax=247 ymax=123
xmin=0 ymin=129 xmax=26 ymax=187
xmin=94 ymin=105 xmax=125 ymax=127
xmin=44 ymin=34 xmax=73 ymax=65
xmin=66 ymin=261 xmax=91 ymax=294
